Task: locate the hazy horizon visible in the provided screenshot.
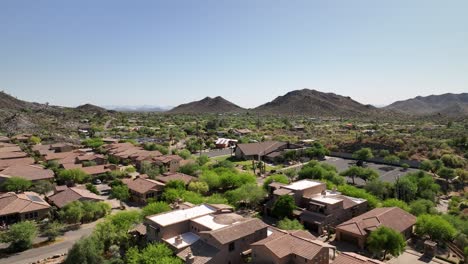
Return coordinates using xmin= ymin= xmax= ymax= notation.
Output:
xmin=1 ymin=0 xmax=467 ymax=108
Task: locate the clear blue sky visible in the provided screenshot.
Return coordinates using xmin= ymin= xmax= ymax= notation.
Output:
xmin=1 ymin=0 xmax=467 ymax=108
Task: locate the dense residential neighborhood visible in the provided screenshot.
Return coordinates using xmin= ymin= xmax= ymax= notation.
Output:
xmin=0 ymin=122 xmax=466 ymax=264
xmin=1 ymin=1 xmax=468 ymax=263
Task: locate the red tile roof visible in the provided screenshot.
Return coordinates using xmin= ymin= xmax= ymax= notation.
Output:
xmin=0 ymin=164 xmax=54 ymax=181
xmin=0 ymin=157 xmax=35 ymax=170
xmin=203 ymin=218 xmax=268 ymax=244
xmin=252 ymin=229 xmax=331 ymax=260
xmin=47 ymin=187 xmax=104 ymax=208
xmin=79 ymin=165 xmax=111 ymax=175
xmin=0 ymin=192 xmax=50 ymax=216
xmin=336 ymin=207 xmax=416 ymax=236
xmin=123 ymin=177 xmax=165 ymax=194
xmin=157 ymin=172 xmax=195 ymax=185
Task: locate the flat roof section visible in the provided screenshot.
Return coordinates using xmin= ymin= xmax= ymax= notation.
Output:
xmin=191 ymin=215 xmax=228 ymax=231
xmin=148 ymin=204 xmax=217 ymax=226
xmin=284 ymin=179 xmax=323 ymax=190
xmin=164 ymin=232 xmax=200 ymax=249
xmin=311 ymin=196 xmax=342 ymax=204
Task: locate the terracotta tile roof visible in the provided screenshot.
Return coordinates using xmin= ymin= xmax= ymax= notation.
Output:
xmin=152 ymin=155 xmax=183 ymax=164
xmin=0 ymin=157 xmax=35 ymax=170
xmin=236 ymin=141 xmax=286 ymax=156
xmin=76 ymin=154 xmax=105 ymax=162
xmin=0 ymin=151 xmax=28 ymax=160
xmin=79 ymin=165 xmax=111 ymax=175
xmin=32 ymin=144 xmax=51 ymax=152
xmin=157 ymin=172 xmax=195 ymax=185
xmin=47 ymin=187 xmax=104 ymax=208
xmin=0 ymin=164 xmax=54 ymax=181
xmin=336 ymin=207 xmax=416 ymax=236
xmin=203 ymin=218 xmax=268 ymax=244
xmin=44 ymin=152 xmax=81 ymax=164
xmin=0 ymin=146 xmax=22 ymax=153
xmin=333 ymin=252 xmax=385 ymax=264
xmin=176 ymin=240 xmax=219 ymax=264
xmin=0 ymin=192 xmax=50 ymax=216
xmin=123 ymin=177 xmax=165 ymax=194
xmin=252 ymin=229 xmax=330 ymax=260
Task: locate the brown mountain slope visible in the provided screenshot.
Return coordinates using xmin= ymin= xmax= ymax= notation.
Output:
xmin=168 ymin=96 xmax=244 ymax=114
xmin=0 ymin=92 xmax=112 ymax=135
xmin=254 ymin=89 xmax=379 ymax=117
xmin=384 ymin=93 xmax=468 ymax=117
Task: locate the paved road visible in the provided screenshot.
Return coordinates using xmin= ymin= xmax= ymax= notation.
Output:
xmin=0 ymin=221 xmax=98 ymax=264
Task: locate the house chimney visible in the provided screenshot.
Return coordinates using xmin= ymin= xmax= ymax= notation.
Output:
xmin=321 ymin=190 xmax=326 ymax=197
xmin=175 ymin=235 xmax=183 ymax=245
xmin=185 ymin=252 xmax=195 ymax=264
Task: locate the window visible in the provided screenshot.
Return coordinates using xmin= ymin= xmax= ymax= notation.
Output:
xmin=228 ymin=242 xmax=235 ymax=252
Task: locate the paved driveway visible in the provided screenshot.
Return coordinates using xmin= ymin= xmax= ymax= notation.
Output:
xmin=388 ymin=250 xmax=452 ymax=264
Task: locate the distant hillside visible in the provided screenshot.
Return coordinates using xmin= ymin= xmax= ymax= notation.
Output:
xmin=76 ymin=103 xmax=108 ymax=114
xmin=0 ymin=92 xmax=113 ymax=135
xmin=104 ymin=105 xmax=171 ymax=112
xmin=0 ymin=91 xmax=36 ymax=110
xmin=384 ymin=93 xmax=468 ymax=117
xmin=254 ymin=89 xmax=379 ymax=117
xmin=168 ymin=96 xmax=244 ymax=114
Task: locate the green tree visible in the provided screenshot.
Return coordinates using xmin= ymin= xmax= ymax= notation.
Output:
xmin=64 ymin=236 xmax=104 ymax=264
xmin=141 ymin=202 xmax=171 ymax=218
xmin=419 ymin=160 xmax=433 ymax=172
xmin=437 ymin=167 xmax=456 ymax=193
xmin=263 ymin=174 xmax=289 ymax=190
xmin=338 ymin=185 xmax=380 ymax=209
xmin=272 ymin=195 xmax=296 ymax=219
xmin=304 ymin=142 xmax=329 ymax=159
xmin=197 ymin=155 xmax=210 ymax=166
xmin=178 ymin=163 xmax=201 ymax=176
xmin=394 ymin=177 xmax=417 ymax=202
xmin=225 ymin=184 xmax=266 ymax=209
xmin=277 ymin=218 xmax=304 ymax=230
xmin=31 ymin=180 xmax=54 ymax=195
xmin=59 ymin=201 xmax=84 ymax=224
xmin=82 ymin=138 xmax=105 ymax=148
xmin=43 ymin=221 xmax=64 ymax=242
xmin=177 ymin=149 xmax=191 ymax=159
xmin=415 ymin=214 xmax=456 ymax=242
xmin=0 ymin=221 xmax=37 ymax=252
xmin=111 ymin=185 xmax=130 ymax=201
xmin=341 ymin=166 xmax=379 ymax=184
xmin=28 ymin=136 xmax=41 ymax=145
xmin=126 ymin=243 xmax=183 ymax=264
xmin=352 ymin=148 xmax=374 ymax=165
xmin=382 ymin=199 xmax=410 ymax=211
xmin=367 ymin=226 xmax=406 ymax=260
xmin=187 ymin=181 xmax=209 ymax=194
xmin=409 ymin=199 xmax=436 ymax=216
xmin=364 ymin=180 xmax=393 ymax=200
xmin=86 ymin=183 xmax=100 ymax=195
xmin=2 ymin=177 xmax=32 ymax=193
xmin=225 ymin=184 xmax=266 ymax=208
xmin=57 ymin=169 xmax=90 ymax=184
xmin=384 ymin=154 xmax=400 ymax=165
